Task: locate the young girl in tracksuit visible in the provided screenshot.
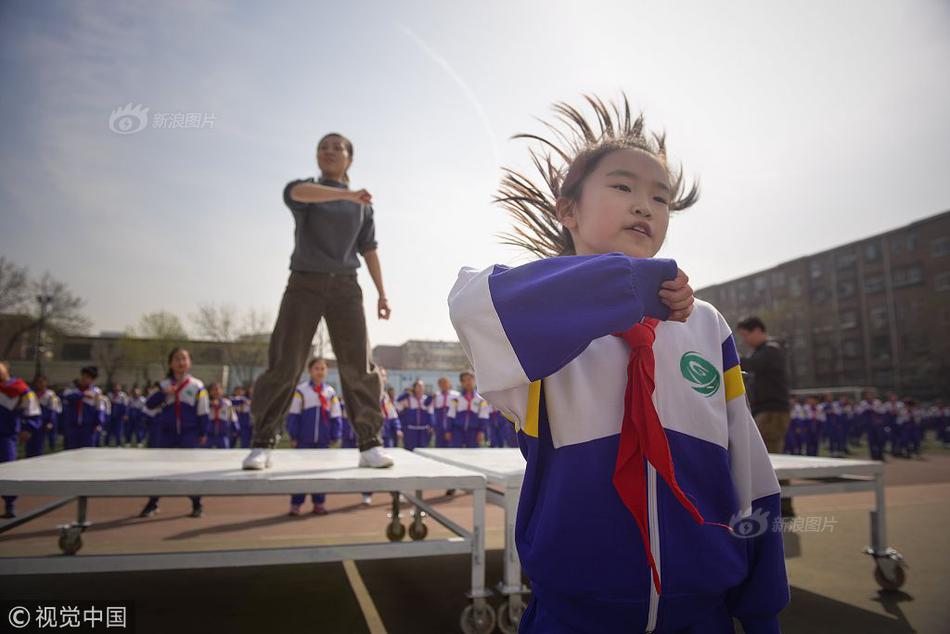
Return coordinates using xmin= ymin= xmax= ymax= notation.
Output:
xmin=231 ymin=386 xmax=253 ymax=448
xmin=126 ymin=387 xmax=146 ymax=447
xmin=29 ymin=375 xmax=60 ymax=457
xmin=61 ymin=366 xmax=107 ymax=450
xmin=432 ymin=377 xmax=459 ymax=448
xmin=381 ymin=391 xmax=402 ymax=448
xmin=396 ymin=380 xmax=433 ymax=451
xmin=139 ymin=348 xmax=209 ymax=519
xmin=207 ymin=383 xmax=239 ymax=449
xmin=448 ymin=95 xmax=787 ymax=633
xmin=447 ymin=371 xmax=489 ymax=448
xmin=286 ymin=358 xmax=342 ymax=516
xmin=0 ymin=361 xmax=41 ymax=518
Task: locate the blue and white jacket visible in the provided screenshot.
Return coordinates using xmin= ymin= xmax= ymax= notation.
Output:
xmin=36 ymin=388 xmax=62 ymax=431
xmin=0 ymin=378 xmax=41 ymax=436
xmin=145 ymin=375 xmax=210 ymax=436
xmin=395 ymin=392 xmax=434 ymax=431
xmin=61 ymin=383 xmax=107 ymax=431
xmin=287 ymin=381 xmax=342 ymax=445
xmin=449 ymin=254 xmax=788 ymax=634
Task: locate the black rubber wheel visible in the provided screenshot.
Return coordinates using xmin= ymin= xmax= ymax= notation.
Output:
xmin=58 ymin=529 xmax=83 ymax=555
xmin=386 ymin=521 xmax=406 ymax=542
xmin=497 ymin=599 xmax=524 ymax=634
xmin=409 ymin=521 xmax=428 ymax=541
xmin=460 ymin=603 xmax=496 ymax=634
xmin=874 ymin=563 xmax=906 ymax=591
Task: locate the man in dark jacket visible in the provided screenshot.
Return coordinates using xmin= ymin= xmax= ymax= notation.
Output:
xmin=737 ymin=316 xmax=794 ymax=517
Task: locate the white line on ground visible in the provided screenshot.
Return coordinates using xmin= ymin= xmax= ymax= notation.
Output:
xmin=342 ymin=559 xmax=387 ymax=634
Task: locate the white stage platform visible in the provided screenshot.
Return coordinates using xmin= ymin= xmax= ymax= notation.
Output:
xmin=0 ymin=448 xmax=497 ymax=633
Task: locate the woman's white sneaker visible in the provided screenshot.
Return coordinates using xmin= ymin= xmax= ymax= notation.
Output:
xmin=242 ymin=448 xmax=272 ymax=470
xmin=358 ymin=446 xmax=394 ymax=468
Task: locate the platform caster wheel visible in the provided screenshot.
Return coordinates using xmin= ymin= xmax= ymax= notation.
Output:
xmin=386 ymin=521 xmax=406 ymax=542
xmin=497 ymin=600 xmax=524 ymax=633
xmin=460 ymin=602 xmax=496 ymax=634
xmin=58 ymin=527 xmax=83 ymax=555
xmin=874 ymin=563 xmax=906 ymax=591
xmin=409 ymin=510 xmax=428 ymax=541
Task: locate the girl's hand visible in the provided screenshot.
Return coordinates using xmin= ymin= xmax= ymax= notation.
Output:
xmin=290 ymin=439 xmax=298 ymax=448
xmin=378 ymin=297 xmax=391 ymax=320
xmin=659 ymin=268 xmax=694 ymax=323
xmin=199 ymin=435 xmax=208 ymax=447
xmin=350 ymin=188 xmax=372 ymax=204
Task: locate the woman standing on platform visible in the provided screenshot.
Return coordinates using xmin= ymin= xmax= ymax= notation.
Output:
xmin=244 ymin=133 xmax=393 ymax=472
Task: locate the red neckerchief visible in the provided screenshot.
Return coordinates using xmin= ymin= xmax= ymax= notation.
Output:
xmin=72 ymin=381 xmax=89 ymax=425
xmin=612 ymin=318 xmax=713 ymax=596
xmin=313 ymin=382 xmax=329 ymax=423
xmin=0 ymin=378 xmax=28 ymax=399
xmin=440 ymin=391 xmax=451 ymax=418
xmin=171 ymin=376 xmax=191 ymax=435
xmin=212 ymin=399 xmax=222 ymax=434
xmin=461 ymin=391 xmax=476 ymax=431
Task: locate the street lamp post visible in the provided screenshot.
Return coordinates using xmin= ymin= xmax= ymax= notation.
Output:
xmin=33 ymin=294 xmax=53 ymax=378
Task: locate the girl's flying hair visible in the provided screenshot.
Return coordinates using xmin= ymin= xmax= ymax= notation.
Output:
xmin=495 ymin=93 xmax=700 ymax=259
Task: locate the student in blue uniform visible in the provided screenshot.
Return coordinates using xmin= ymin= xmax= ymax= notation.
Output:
xmin=207 ymin=383 xmax=238 ymax=449
xmin=231 ymin=386 xmax=253 ymax=448
xmin=784 ymin=398 xmax=803 ymax=455
xmin=803 ymin=396 xmax=823 ymax=456
xmin=286 ymin=357 xmax=343 ymax=516
xmin=448 ymin=96 xmax=787 ymax=632
xmin=105 ymin=384 xmax=129 ymax=447
xmin=61 ymin=366 xmax=107 ymax=450
xmin=28 ymin=375 xmax=60 ymax=457
xmin=396 ymin=379 xmax=433 ymax=451
xmin=126 ymin=387 xmax=146 ymax=447
xmin=487 ymin=403 xmax=509 ymax=448
xmin=432 ymin=377 xmax=459 ymax=448
xmin=858 ymin=391 xmax=886 ymax=461
xmin=0 ymin=361 xmax=41 ymax=518
xmin=138 ymin=349 xmax=209 ymax=519
xmin=380 ymin=391 xmax=402 ymax=448
xmin=447 ymin=371 xmax=489 ymax=448
xmin=141 ymin=384 xmax=159 ymax=448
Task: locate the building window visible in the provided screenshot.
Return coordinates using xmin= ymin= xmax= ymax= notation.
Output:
xmin=935 ymin=271 xmax=950 ymax=292
xmin=890 ymin=233 xmax=917 ymax=255
xmin=842 ymin=339 xmax=861 ymax=359
xmin=837 ymin=279 xmax=856 ymax=298
xmin=60 ymin=343 xmax=93 ymax=361
xmin=839 ymin=311 xmax=857 ymax=329
xmin=932 ymin=237 xmax=950 ymax=257
xmin=872 ymin=336 xmax=891 ymax=362
xmin=892 ymin=266 xmax=923 ymax=288
xmin=771 ymin=271 xmax=786 ymax=286
xmin=869 ymin=306 xmax=888 ymax=329
xmin=810 ymin=260 xmax=823 ymax=278
xmin=836 ymin=250 xmax=857 ymax=268
xmin=864 ymin=275 xmax=885 ymax=294
xmin=789 ymin=275 xmax=803 ymax=297
xmin=865 ymin=242 xmax=879 ymax=261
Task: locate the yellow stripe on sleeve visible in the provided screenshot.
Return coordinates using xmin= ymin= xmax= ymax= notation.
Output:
xmin=523 ymin=380 xmax=541 ymax=438
xmin=724 ymin=365 xmax=746 ymax=402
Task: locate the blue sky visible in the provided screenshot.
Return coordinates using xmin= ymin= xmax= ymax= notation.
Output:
xmin=1 ymin=0 xmax=948 ymax=346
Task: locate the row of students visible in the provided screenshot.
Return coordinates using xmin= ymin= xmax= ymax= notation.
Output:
xmin=785 ymin=392 xmax=949 ymax=460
